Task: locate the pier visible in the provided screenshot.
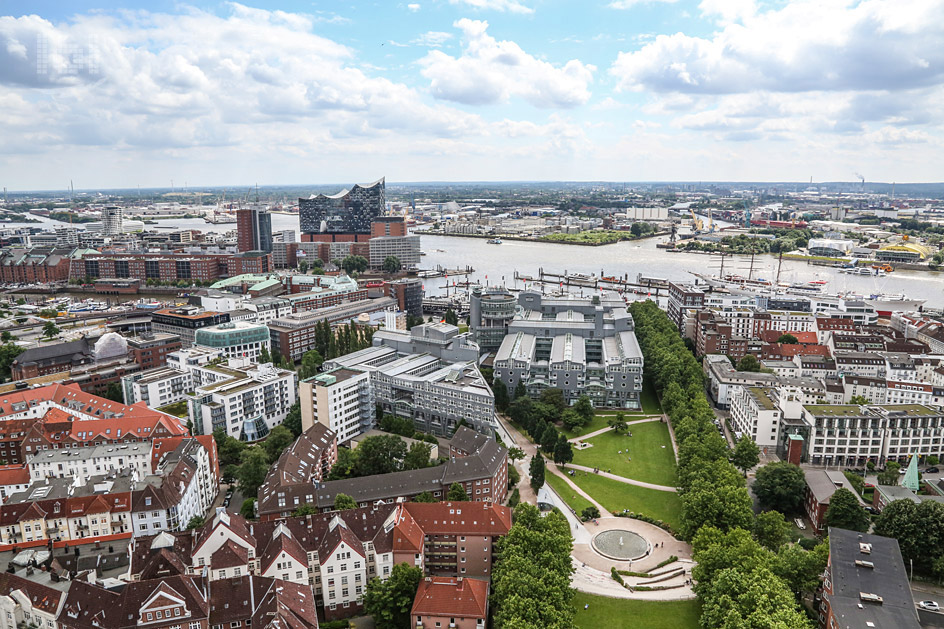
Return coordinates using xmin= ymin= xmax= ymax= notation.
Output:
xmin=515 ymin=269 xmax=670 ymax=297
xmin=417 ymin=265 xmax=475 ymax=279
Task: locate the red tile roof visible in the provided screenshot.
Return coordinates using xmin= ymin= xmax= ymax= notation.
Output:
xmin=411 ymin=577 xmax=488 ymax=619
xmin=400 ymin=501 xmax=512 ymax=536
xmin=0 ymin=465 xmax=29 ymax=486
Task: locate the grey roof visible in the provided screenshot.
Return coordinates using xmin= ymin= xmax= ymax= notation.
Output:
xmin=28 ymin=441 xmax=149 ymax=466
xmin=825 ymin=528 xmax=921 ymax=629
xmin=494 ymin=332 xmax=536 ymax=364
xmin=12 ymin=337 xmax=94 ymax=367
xmin=875 ymin=484 xmax=921 ymax=504
xmin=805 ymin=470 xmax=864 ymax=505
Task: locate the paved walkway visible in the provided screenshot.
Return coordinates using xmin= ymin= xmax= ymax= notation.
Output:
xmin=569 ymin=416 xmax=663 ymax=442
xmin=496 ymin=414 xmax=696 ymax=601
xmin=564 ymin=464 xmax=678 ymax=492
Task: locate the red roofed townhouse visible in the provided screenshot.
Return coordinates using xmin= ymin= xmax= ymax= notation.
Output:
xmin=412 ymin=576 xmax=488 ymax=629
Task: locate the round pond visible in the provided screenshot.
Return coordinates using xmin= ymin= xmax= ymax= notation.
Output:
xmin=591 ymin=529 xmax=649 ymax=561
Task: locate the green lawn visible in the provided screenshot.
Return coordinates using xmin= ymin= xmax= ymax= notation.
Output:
xmin=573 ymin=592 xmax=701 ymax=629
xmin=568 ymin=472 xmax=683 ymax=530
xmin=158 ymin=400 xmax=189 ymax=418
xmin=571 ymin=421 xmax=677 ymax=486
xmin=545 ymin=471 xmax=595 ymax=516
xmin=640 ymin=377 xmax=662 ymax=414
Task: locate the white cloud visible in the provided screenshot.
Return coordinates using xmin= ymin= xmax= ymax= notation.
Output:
xmin=419 ymin=19 xmax=595 ymax=108
xmin=448 ymin=0 xmax=535 ymax=15
xmin=610 ymin=0 xmax=944 ymax=94
xmin=608 ymin=0 xmax=677 ymax=9
xmin=697 ymin=0 xmax=754 ymax=24
xmin=407 ymin=3 xmax=421 ymax=11
xmin=411 ymin=31 xmax=454 ymax=47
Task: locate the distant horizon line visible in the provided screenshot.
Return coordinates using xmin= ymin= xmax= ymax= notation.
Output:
xmin=5 ymin=179 xmax=943 ymax=195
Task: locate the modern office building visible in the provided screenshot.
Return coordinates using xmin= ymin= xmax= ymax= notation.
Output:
xmin=186 ymin=361 xmax=298 ymax=441
xmin=299 ymin=177 xmax=385 ymax=237
xmin=236 ymin=204 xmax=273 ymax=253
xmin=302 ymin=323 xmax=493 ymax=438
xmin=368 ymin=217 xmax=420 ymax=269
xmin=193 ymin=320 xmax=271 ymax=361
xmin=781 ymin=403 xmax=944 ymax=466
xmin=469 ymin=286 xmax=517 ymax=354
xmin=100 ymin=206 xmax=124 ymax=235
xmin=386 ymin=277 xmax=424 ymax=317
xmin=126 ymin=333 xmax=182 ymax=370
xmin=493 ymin=291 xmax=644 ymax=408
xmin=151 ymin=306 xmax=230 ymax=348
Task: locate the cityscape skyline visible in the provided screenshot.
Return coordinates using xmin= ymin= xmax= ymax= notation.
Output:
xmin=2 ymin=0 xmax=943 ymax=189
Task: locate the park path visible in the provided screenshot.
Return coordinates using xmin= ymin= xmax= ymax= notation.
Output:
xmin=569 ymin=416 xmax=663 ymax=442
xmin=565 ymin=464 xmax=678 ymax=492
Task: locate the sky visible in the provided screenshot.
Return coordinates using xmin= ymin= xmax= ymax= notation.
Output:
xmin=1 ymin=0 xmax=943 ymax=190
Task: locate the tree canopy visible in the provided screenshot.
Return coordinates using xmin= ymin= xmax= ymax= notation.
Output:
xmin=752 ymin=462 xmax=807 ymax=514
xmin=363 ymin=562 xmax=424 ymax=629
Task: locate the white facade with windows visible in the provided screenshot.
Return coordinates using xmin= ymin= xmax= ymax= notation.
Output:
xmin=729 ymin=385 xmax=782 ymax=448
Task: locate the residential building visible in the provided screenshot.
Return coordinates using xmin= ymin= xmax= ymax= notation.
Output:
xmin=193 ymin=321 xmax=271 ymax=361
xmin=152 ymin=307 xmax=230 ymax=348
xmin=819 ymin=528 xmax=920 ymax=629
xmin=258 ymin=427 xmax=506 ymax=519
xmin=412 ymin=577 xmax=488 ymax=629
xmin=69 ymin=251 xmax=273 ymax=283
xmin=0 ymin=572 xmax=66 ymax=629
xmin=186 ymin=361 xmax=297 ymax=441
xmin=256 ymin=423 xmax=338 ymax=520
xmin=122 ymin=365 xmax=193 ymax=408
xmin=268 ymin=297 xmax=398 ymax=363
xmin=10 ymin=337 xmax=95 ymax=380
xmin=236 ymin=204 xmax=273 ymax=253
xmin=729 ymin=386 xmax=781 ymax=448
xmin=130 ymin=499 xmax=510 ymax=621
xmin=493 ymin=291 xmax=644 ymax=409
xmin=100 ymin=206 xmax=124 ymax=235
xmin=804 ymin=470 xmax=865 ymax=534
xmin=0 ymin=247 xmax=75 ymax=284
xmin=27 ymin=441 xmax=152 ymax=483
xmin=368 ymin=217 xmax=421 ymax=270
xmin=127 ymin=334 xmax=182 ymax=371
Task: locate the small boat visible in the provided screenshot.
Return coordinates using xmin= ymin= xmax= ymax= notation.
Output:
xmin=487 ymin=238 xmax=502 ymax=244
xmin=134 ymin=299 xmax=164 ymax=309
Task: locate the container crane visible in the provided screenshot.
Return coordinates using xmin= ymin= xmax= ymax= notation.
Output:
xmin=690 ymin=208 xmax=704 ymax=233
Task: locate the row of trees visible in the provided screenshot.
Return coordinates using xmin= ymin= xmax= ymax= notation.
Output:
xmin=491 ymin=503 xmax=574 ymax=628
xmin=630 ymin=301 xmax=823 ymax=628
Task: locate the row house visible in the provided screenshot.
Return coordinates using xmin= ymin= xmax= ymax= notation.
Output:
xmin=834 ymin=352 xmax=886 ymax=379
xmin=0 ymin=247 xmax=74 ymax=284
xmin=0 ymin=572 xmax=65 ymax=629
xmin=256 ymin=423 xmax=338 ymax=521
xmin=131 ymin=501 xmax=511 ymax=622
xmin=753 ymin=310 xmax=817 ymax=337
xmin=59 ymin=575 xmax=210 ymax=629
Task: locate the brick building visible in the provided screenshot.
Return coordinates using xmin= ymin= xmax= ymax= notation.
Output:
xmin=127 ymin=333 xmax=182 ymax=370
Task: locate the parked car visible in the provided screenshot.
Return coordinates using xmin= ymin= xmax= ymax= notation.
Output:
xmin=926 ymin=467 xmax=940 ymax=474
xmin=918 ymin=601 xmax=940 ymax=612
xmin=865 ymin=506 xmax=879 ymax=515
xmin=794 ymin=518 xmax=806 ymax=530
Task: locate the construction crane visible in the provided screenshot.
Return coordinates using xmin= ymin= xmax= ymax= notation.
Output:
xmin=742 ymin=199 xmax=752 ymax=228
xmin=707 ymin=207 xmax=716 ymax=232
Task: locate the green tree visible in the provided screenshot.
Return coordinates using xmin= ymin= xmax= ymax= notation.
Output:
xmin=849 ymin=395 xmax=869 ymax=405
xmin=581 ymin=506 xmax=601 ymax=521
xmin=513 ymin=380 xmax=526 ymax=399
xmin=492 ymin=377 xmax=510 ymax=413
xmin=730 ymin=435 xmax=761 ymax=475
xmin=41 ymin=320 xmax=60 ymax=339
xmin=736 ymin=354 xmax=762 ymax=372
xmin=777 ymin=333 xmax=799 ymax=345
xmin=540 ymin=423 xmax=558 ymax=453
xmin=103 ymin=381 xmax=124 ymax=403
xmin=236 ymin=447 xmax=269 ymax=497
xmin=507 ymin=447 xmax=525 ymax=462
xmin=382 ymin=256 xmax=402 ymax=273
xmin=351 ymin=435 xmax=407 ymax=477
xmin=772 ymin=542 xmax=830 ymax=597
xmin=327 ymin=447 xmax=357 ymax=480
xmin=379 ymin=414 xmax=416 ymax=437
xmin=507 ymin=487 xmax=520 ymax=508
xmin=680 ymin=481 xmax=755 ymax=540
xmin=507 ymin=463 xmax=520 ymax=489
xmin=334 ymin=493 xmax=358 ymax=511
xmin=877 ymin=461 xmax=901 ymax=485
xmin=444 ymin=308 xmax=459 ymax=326
xmin=341 ymin=255 xmax=369 ymax=275
xmin=403 ymin=441 xmax=432 ymax=471
xmin=258 ymin=345 xmax=272 ymax=365
xmin=553 ymin=434 xmax=573 ymax=465
xmin=0 ymin=331 xmax=14 ymax=343
xmin=875 ymin=499 xmax=944 ymax=575
xmin=292 ymin=503 xmax=317 ymax=517
xmin=282 ymin=400 xmax=303 ymax=438
xmin=413 ymin=491 xmax=437 ymax=503
xmin=298 ymin=260 xmax=309 ymax=274
xmin=492 ymin=504 xmax=574 ymax=629
xmin=754 ymin=510 xmax=790 ymax=551
xmin=298 ymin=349 xmax=324 ymax=379
xmin=529 ymin=454 xmax=545 ymax=492
xmin=186 ymin=516 xmax=205 ymax=530
xmin=240 ymin=498 xmax=256 ymax=519
xmin=607 ymin=412 xmax=628 ymax=434
xmin=824 ymin=488 xmax=870 ymax=532
xmin=214 ymin=429 xmax=247 ymax=468
xmin=447 ymin=482 xmax=469 ymax=501
xmin=540 ymin=388 xmax=566 ymax=414
xmin=843 ymin=471 xmax=865 ymax=497
xmin=572 ymin=395 xmax=594 ymax=425
xmin=263 ymin=425 xmax=295 ymax=464
xmin=752 ymin=462 xmax=807 ymax=514
xmin=363 ymin=563 xmax=424 ymax=629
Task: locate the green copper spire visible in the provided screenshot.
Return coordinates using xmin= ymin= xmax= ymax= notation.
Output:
xmin=902 ymin=454 xmax=920 ymax=492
